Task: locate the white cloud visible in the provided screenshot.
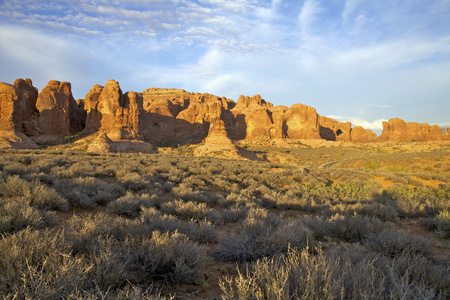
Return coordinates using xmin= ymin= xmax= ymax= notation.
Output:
xmin=299 ymin=0 xmax=322 ymax=38
xmin=367 ymin=104 xmax=391 ymax=108
xmin=327 ymin=115 xmax=387 ymax=132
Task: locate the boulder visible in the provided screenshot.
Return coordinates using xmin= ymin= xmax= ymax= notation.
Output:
xmin=87 ymin=131 xmax=114 ymax=153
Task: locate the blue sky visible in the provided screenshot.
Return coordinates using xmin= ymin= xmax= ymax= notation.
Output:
xmin=1 ymin=0 xmax=449 ymax=134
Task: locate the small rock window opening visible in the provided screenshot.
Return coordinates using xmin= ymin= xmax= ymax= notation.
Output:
xmin=336 ymin=129 xmax=343 ymax=136
xmin=152 ymin=123 xmax=161 ymax=129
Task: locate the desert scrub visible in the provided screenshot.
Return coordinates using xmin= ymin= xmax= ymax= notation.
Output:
xmin=126 ymin=230 xmax=205 ymax=284
xmin=0 ymin=228 xmax=92 ymax=298
xmin=331 ymin=180 xmax=383 ymax=201
xmin=220 ymin=246 xmax=446 ymax=300
xmin=384 ymin=184 xmax=450 ymax=217
xmin=0 ymin=175 xmax=67 ymax=211
xmin=140 ymin=207 xmax=217 ymax=243
xmin=54 ymin=177 xmax=125 ymax=208
xmin=422 ymin=209 xmax=450 ymax=238
xmin=348 ymin=201 xmax=399 ymax=222
xmin=0 ymin=228 xmax=137 ymax=298
xmin=108 ymin=192 xmax=161 ymax=217
xmin=365 ymin=228 xmax=430 ymax=257
xmin=160 ymin=199 xmax=211 ymax=221
xmin=213 ymin=209 xmax=312 ymax=262
xmin=0 ymin=199 xmax=55 ymax=233
xmin=328 ymin=214 xmax=391 ymax=242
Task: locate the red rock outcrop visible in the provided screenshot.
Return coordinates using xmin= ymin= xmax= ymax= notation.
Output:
xmin=83 ymin=80 xmax=142 ymax=140
xmin=2 ymin=78 xmax=448 ymax=151
xmin=230 ymin=96 xmax=321 ymax=140
xmin=319 ymin=116 xmax=351 ymax=141
xmin=36 ymin=80 xmax=83 ymax=135
xmin=194 ymin=116 xmax=241 ymax=159
xmin=0 ymin=79 xmax=38 ymax=131
xmin=443 ymin=128 xmax=450 ymax=140
xmin=0 ymin=79 xmax=39 ymax=149
xmin=351 ymin=126 xmax=377 ymax=141
xmin=379 ymin=118 xmax=444 ymax=141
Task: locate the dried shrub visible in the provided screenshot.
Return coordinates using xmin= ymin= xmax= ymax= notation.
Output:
xmin=108 ymin=193 xmax=159 ymax=217
xmin=126 ymin=230 xmax=205 ymax=284
xmin=0 ymin=199 xmax=55 ymax=234
xmin=365 ymin=228 xmax=430 ymax=257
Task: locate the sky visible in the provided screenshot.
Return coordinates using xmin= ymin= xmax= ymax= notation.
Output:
xmin=1 ymin=0 xmax=449 ymax=135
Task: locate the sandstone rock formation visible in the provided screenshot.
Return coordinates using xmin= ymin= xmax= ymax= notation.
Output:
xmin=230 ymin=96 xmax=321 ymax=141
xmin=0 ymin=79 xmax=38 ymax=131
xmin=379 ymin=118 xmax=444 ymax=141
xmin=87 ymin=131 xmax=114 ymax=153
xmin=83 ymin=80 xmax=142 ymax=140
xmin=0 ymin=79 xmax=39 ymax=148
xmin=443 ymin=128 xmax=450 ymax=140
xmin=36 ymin=80 xmax=84 ymax=136
xmin=194 ymin=117 xmax=241 ymax=159
xmin=319 ymin=116 xmax=351 ymax=141
xmin=1 ymin=78 xmax=448 ymax=152
xmin=350 ymin=126 xmax=377 ymax=141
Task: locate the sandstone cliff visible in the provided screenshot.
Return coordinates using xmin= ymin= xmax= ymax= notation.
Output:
xmin=1 ymin=78 xmax=447 ymax=152
xmin=0 ymin=79 xmax=38 ymax=132
xmin=318 ymin=116 xmax=351 ymax=141
xmin=351 ymin=126 xmax=377 ymax=142
xmin=83 ymin=80 xmax=142 ymax=140
xmin=36 ymin=80 xmax=84 ymax=136
xmin=0 ymin=79 xmax=39 ymax=148
xmin=379 ymin=118 xmax=444 ymax=141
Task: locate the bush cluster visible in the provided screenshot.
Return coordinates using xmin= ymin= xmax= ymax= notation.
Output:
xmin=0 ymin=149 xmax=448 ymax=299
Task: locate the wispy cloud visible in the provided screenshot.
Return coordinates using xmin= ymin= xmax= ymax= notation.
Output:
xmin=0 ymin=0 xmax=449 ymax=128
xmin=367 ymin=104 xmax=391 ymax=108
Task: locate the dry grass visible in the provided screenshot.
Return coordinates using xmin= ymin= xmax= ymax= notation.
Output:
xmin=0 ymin=146 xmax=448 ymax=299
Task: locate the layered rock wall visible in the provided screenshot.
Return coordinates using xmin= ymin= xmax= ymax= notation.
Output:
xmin=379 ymin=118 xmax=444 ymax=141
xmin=1 ymin=78 xmax=448 ymax=151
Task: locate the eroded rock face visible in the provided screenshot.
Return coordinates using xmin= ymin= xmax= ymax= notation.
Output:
xmin=2 ymin=77 xmax=448 ymax=151
xmin=231 ymin=97 xmax=321 ymax=140
xmin=351 ymin=126 xmax=377 ymax=141
xmin=36 ymin=80 xmax=82 ymax=135
xmin=319 ymin=116 xmax=351 ymax=141
xmin=194 ymin=116 xmax=241 ymax=159
xmin=83 ymin=80 xmax=142 ymax=140
xmin=0 ymin=79 xmax=38 ymax=131
xmin=282 ymin=104 xmax=320 ymax=139
xmin=443 ymin=128 xmax=450 ymax=140
xmin=379 ymin=118 xmax=444 ymax=141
